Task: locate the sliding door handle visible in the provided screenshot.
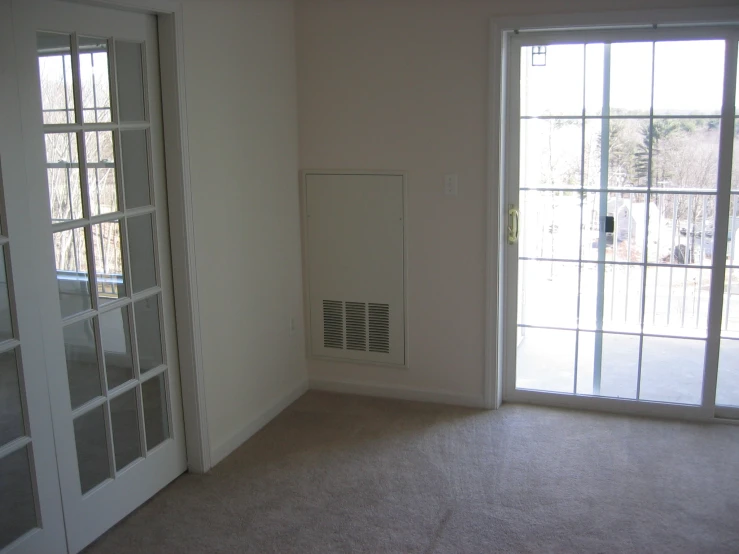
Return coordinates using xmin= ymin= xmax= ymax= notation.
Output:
xmin=508 ymin=205 xmax=519 ymax=245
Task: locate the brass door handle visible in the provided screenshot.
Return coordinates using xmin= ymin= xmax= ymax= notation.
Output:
xmin=508 ymin=205 xmax=519 ymax=245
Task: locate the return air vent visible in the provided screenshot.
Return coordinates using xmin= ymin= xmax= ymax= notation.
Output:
xmin=320 ymin=300 xmax=392 ymax=356
xmin=368 ymin=303 xmax=390 ymax=354
xmin=323 ymin=300 xmax=343 ymax=349
xmin=345 ymin=302 xmax=367 ymax=351
xmin=305 ymin=172 xmax=406 ymax=365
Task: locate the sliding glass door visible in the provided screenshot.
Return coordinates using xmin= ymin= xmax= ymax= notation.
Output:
xmin=503 ymin=26 xmax=739 ymax=418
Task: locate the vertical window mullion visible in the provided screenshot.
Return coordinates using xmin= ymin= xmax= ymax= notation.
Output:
xmin=135 ymin=383 xmax=147 ymax=457
xmin=725 ymin=198 xmax=739 ymax=331
xmin=681 ymin=196 xmax=692 ymax=327
xmin=93 ymin=130 xmax=104 ymax=215
xmin=62 ymin=52 xmax=72 ymax=124
xmin=102 ymin=401 xmax=116 ymax=481
xmin=573 ymin=44 xmax=587 ymax=394
xmin=121 ymin=219 xmax=136 ymax=374
xmin=702 ymin=39 xmax=738 ymax=414
xmin=69 ymin=32 xmax=84 ymax=127
xmin=113 ymin=129 xmax=125 ymax=214
xmin=70 ymin=33 xmax=92 ymax=223
xmin=626 ymin=195 xmax=634 ymax=323
xmin=90 ymin=50 xmax=99 ymax=123
xmin=593 ymin=43 xmax=612 ymax=396
xmin=84 ymin=225 xmax=99 ymax=311
xmin=635 ymin=41 xmax=658 ymax=401
xmin=108 ymin=39 xmax=120 ymax=125
xmin=697 ymin=196 xmax=707 ymax=328
xmin=140 ymin=41 xmax=151 ymax=123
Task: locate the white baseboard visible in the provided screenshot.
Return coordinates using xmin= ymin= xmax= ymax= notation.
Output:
xmin=210 ymin=379 xmax=309 ymax=466
xmin=308 ymin=378 xmax=486 ymax=409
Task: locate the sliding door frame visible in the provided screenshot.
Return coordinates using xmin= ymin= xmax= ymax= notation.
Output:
xmin=485 ymin=8 xmax=739 ymax=420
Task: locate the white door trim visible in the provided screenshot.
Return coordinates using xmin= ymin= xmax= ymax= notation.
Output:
xmin=485 ymin=6 xmax=739 ymax=414
xmin=60 ymin=0 xmax=210 ymax=473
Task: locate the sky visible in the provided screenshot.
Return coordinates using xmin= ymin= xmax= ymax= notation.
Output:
xmin=521 ymin=40 xmax=730 ymax=117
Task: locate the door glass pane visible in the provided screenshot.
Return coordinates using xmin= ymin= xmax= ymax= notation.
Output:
xmin=519 ymin=190 xmax=582 ymax=261
xmin=651 ymin=121 xmax=720 ymax=192
xmin=142 ymin=372 xmax=169 ymax=450
xmin=0 ymin=446 xmax=38 ymax=548
xmin=116 ymin=41 xmax=145 ymax=122
xmin=727 ymin=261 xmax=739 ymax=323
xmin=100 ymin=306 xmax=133 ymax=390
xmin=581 ymin=118 xmax=650 ymax=189
xmin=92 ymin=221 xmax=125 ymax=303
xmin=519 ymin=119 xmax=583 ymax=189
xmin=609 ymin=42 xmax=653 ymax=116
xmin=584 ymin=43 xmax=605 ymax=116
xmin=73 ymin=405 xmax=110 ymax=494
xmin=110 ymin=389 xmax=141 ymax=471
xmin=54 ymin=228 xmax=91 ymax=317
xmin=521 ymin=44 xmax=584 ymax=117
xmin=516 ymin=328 xmax=576 ymax=393
xmin=45 ymin=132 xmax=83 ymax=222
xmin=717 ymin=339 xmax=739 ymax=407
xmin=653 ymin=41 xmax=724 ymax=116
xmin=648 ymin=194 xmax=717 ymax=265
xmin=85 ymin=130 xmax=118 ymax=216
xmin=0 ymin=349 xmax=24 ymax=445
xmin=579 ymin=263 xmax=644 ymax=333
xmin=577 ymin=332 xmax=640 ymax=399
xmin=0 ymin=247 xmax=14 ymax=342
xmin=518 ymin=260 xmax=579 ymax=328
xmin=639 ymin=337 xmax=705 ymax=405
xmin=134 ymin=295 xmax=163 ymax=373
xmin=120 ymin=130 xmax=151 ymax=209
xmin=730 ymin=198 xmax=739 ymax=264
xmin=36 ymin=32 xmax=75 ymax=124
xmin=63 ymin=318 xmax=102 ymax=409
xmin=79 ymin=36 xmax=111 ymax=123
xmin=734 ymin=118 xmax=738 ymax=191
xmin=643 ymin=266 xmax=711 ymax=337
xmin=580 ymin=191 xmax=648 ymax=264
xmin=128 ymin=214 xmax=157 ymax=292
xmin=724 ymin=268 xmax=739 ymax=336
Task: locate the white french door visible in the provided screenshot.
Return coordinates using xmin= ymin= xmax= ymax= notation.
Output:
xmin=0 ymin=1 xmax=187 ymax=552
xmin=502 ymin=24 xmax=739 ymax=419
xmin=0 ymin=2 xmax=66 ymax=552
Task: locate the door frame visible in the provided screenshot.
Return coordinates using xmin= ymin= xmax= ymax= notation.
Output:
xmin=58 ymin=0 xmax=211 ymax=471
xmin=485 ymin=6 xmax=739 ymax=417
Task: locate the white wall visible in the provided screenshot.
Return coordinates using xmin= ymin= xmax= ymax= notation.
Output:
xmin=181 ymin=0 xmax=306 ymax=463
xmin=295 ymin=0 xmax=736 ymax=406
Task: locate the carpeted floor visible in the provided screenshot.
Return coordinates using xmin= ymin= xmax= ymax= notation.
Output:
xmin=85 ymin=391 xmax=739 ymax=553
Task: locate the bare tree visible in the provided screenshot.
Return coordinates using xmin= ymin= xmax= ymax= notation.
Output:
xmin=39 ymin=50 xmax=123 ymax=284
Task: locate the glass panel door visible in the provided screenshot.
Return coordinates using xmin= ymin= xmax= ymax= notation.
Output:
xmin=37 ymin=26 xmax=175 ymax=492
xmin=14 ymin=0 xmax=187 ymax=550
xmin=511 ymin=34 xmax=734 ymax=410
xmin=0 ymin=1 xmax=65 ymax=551
xmin=0 ymin=252 xmax=37 ymax=549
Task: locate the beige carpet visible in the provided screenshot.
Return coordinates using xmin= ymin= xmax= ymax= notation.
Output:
xmin=86 ymin=391 xmax=739 ymax=553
